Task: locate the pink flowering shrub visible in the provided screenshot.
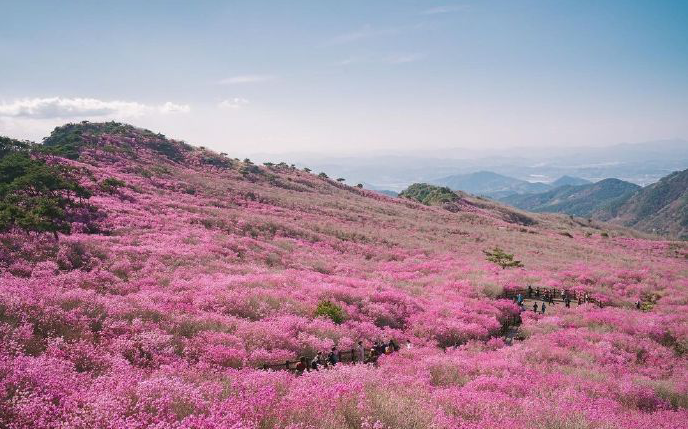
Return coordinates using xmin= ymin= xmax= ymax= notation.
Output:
xmin=0 ymin=125 xmax=686 ymax=428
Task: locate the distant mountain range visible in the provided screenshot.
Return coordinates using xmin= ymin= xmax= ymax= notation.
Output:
xmin=501 ymin=178 xmax=641 ymax=217
xmin=551 ymin=175 xmax=592 ymax=187
xmin=431 ymin=171 xmax=594 ymax=200
xmin=254 ymin=139 xmax=688 ymax=191
xmin=501 ymin=169 xmax=688 ymax=239
xmin=432 ymin=171 xmax=553 ymax=199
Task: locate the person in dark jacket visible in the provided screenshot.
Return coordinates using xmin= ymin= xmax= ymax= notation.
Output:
xmin=533 ymin=302 xmax=538 ymax=313
xmin=375 ymin=340 xmax=386 ymax=355
xmin=328 ymin=346 xmax=339 ymax=366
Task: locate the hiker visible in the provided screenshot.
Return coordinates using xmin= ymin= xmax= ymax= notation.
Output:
xmin=527 ymin=285 xmax=533 ymax=298
xmin=536 ymin=287 xmax=540 ymax=297
xmin=310 ymin=352 xmax=323 ymax=370
xmin=328 ymin=346 xmax=339 ymax=366
xmin=405 ymin=339 xmax=412 ymax=350
xmin=533 ymin=302 xmax=538 ymax=313
xmin=296 ymin=357 xmax=307 ymax=374
xmin=541 ymin=302 xmax=546 ymax=314
xmin=517 ymin=293 xmax=523 ymax=305
xmin=376 ymin=340 xmax=386 ymax=356
xmin=636 ymin=300 xmax=641 ymax=310
xmin=356 ymin=340 xmax=365 ymax=363
xmin=565 ymin=297 xmax=571 ymax=308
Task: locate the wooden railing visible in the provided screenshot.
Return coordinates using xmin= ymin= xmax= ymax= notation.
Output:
xmin=261 ymin=347 xmax=380 ymax=372
xmin=498 ymin=287 xmax=606 ymax=307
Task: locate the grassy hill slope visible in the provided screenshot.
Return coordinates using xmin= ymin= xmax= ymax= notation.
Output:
xmin=0 ymin=122 xmax=686 ymax=428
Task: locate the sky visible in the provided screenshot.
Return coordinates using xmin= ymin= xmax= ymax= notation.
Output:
xmin=1 ymin=0 xmax=687 ymax=157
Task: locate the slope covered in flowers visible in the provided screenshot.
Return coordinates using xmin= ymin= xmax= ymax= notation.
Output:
xmin=1 ymin=123 xmax=687 ymax=429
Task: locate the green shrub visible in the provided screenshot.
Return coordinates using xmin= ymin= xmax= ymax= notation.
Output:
xmin=399 ymin=183 xmax=457 ymax=206
xmin=314 ymin=300 xmax=345 ymax=324
xmin=100 ymin=177 xmax=126 ymax=193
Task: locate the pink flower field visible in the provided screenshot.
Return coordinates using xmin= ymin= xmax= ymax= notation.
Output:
xmin=1 ymin=124 xmax=687 ymax=428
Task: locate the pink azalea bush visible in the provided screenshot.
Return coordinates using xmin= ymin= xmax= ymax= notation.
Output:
xmin=1 ymin=125 xmax=686 ymax=428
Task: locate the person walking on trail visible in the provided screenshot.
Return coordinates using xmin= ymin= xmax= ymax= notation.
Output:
xmin=533 ymin=302 xmax=538 ymax=313
xmin=517 ymin=293 xmax=523 ymax=305
xmin=356 ymin=340 xmax=365 ymax=363
xmin=527 ymin=285 xmax=533 ymax=298
xmin=541 ymin=302 xmax=546 ymax=314
xmin=328 ymin=346 xmax=339 ymax=366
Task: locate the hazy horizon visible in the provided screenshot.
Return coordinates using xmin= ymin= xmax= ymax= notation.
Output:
xmin=2 ymin=0 xmax=687 ymax=156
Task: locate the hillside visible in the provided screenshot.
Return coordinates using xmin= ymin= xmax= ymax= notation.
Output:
xmin=502 ymin=178 xmax=641 ymax=218
xmin=432 ymin=171 xmax=551 ymax=199
xmin=1 ymin=122 xmax=687 ymax=428
xmin=597 ymin=168 xmax=688 ymax=239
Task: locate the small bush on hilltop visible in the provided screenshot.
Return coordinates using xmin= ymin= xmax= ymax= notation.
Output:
xmin=483 ymin=246 xmax=523 ymax=269
xmin=399 ymin=183 xmax=457 ymax=205
xmin=314 ymin=300 xmax=346 ymax=324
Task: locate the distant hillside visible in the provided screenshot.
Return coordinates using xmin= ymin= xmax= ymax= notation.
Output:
xmin=596 ymin=169 xmax=688 ymax=239
xmin=374 ymin=189 xmax=398 ymax=197
xmin=501 ymin=178 xmax=641 ymax=218
xmin=552 ymin=175 xmax=591 ymax=187
xmin=432 ymin=171 xmax=551 ymax=199
xmin=400 ymin=183 xmax=537 ymax=225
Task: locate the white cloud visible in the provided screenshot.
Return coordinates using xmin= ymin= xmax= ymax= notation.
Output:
xmin=382 ymin=53 xmax=425 ymax=64
xmin=0 ymin=97 xmax=148 ymax=119
xmin=0 ymin=97 xmax=190 ymax=119
xmin=218 ymin=74 xmax=275 ymax=85
xmin=421 ymin=5 xmax=467 ymax=15
xmin=159 ymin=101 xmax=190 ymax=113
xmin=218 ymin=98 xmax=249 ymax=109
xmin=326 ymin=25 xmax=399 ymax=45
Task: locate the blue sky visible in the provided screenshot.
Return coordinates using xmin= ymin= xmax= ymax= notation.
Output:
xmin=1 ymin=0 xmax=687 ymax=155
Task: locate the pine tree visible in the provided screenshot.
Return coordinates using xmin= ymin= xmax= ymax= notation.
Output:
xmin=483 ymin=247 xmax=523 ymax=269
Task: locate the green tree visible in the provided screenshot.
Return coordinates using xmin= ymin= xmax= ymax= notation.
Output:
xmin=0 ymin=151 xmax=92 ymax=238
xmin=483 ymin=247 xmax=524 ymax=269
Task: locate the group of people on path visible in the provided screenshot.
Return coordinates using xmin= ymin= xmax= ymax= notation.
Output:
xmin=294 ymin=339 xmax=410 ymax=374
xmin=519 ymin=285 xmax=595 ymax=313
